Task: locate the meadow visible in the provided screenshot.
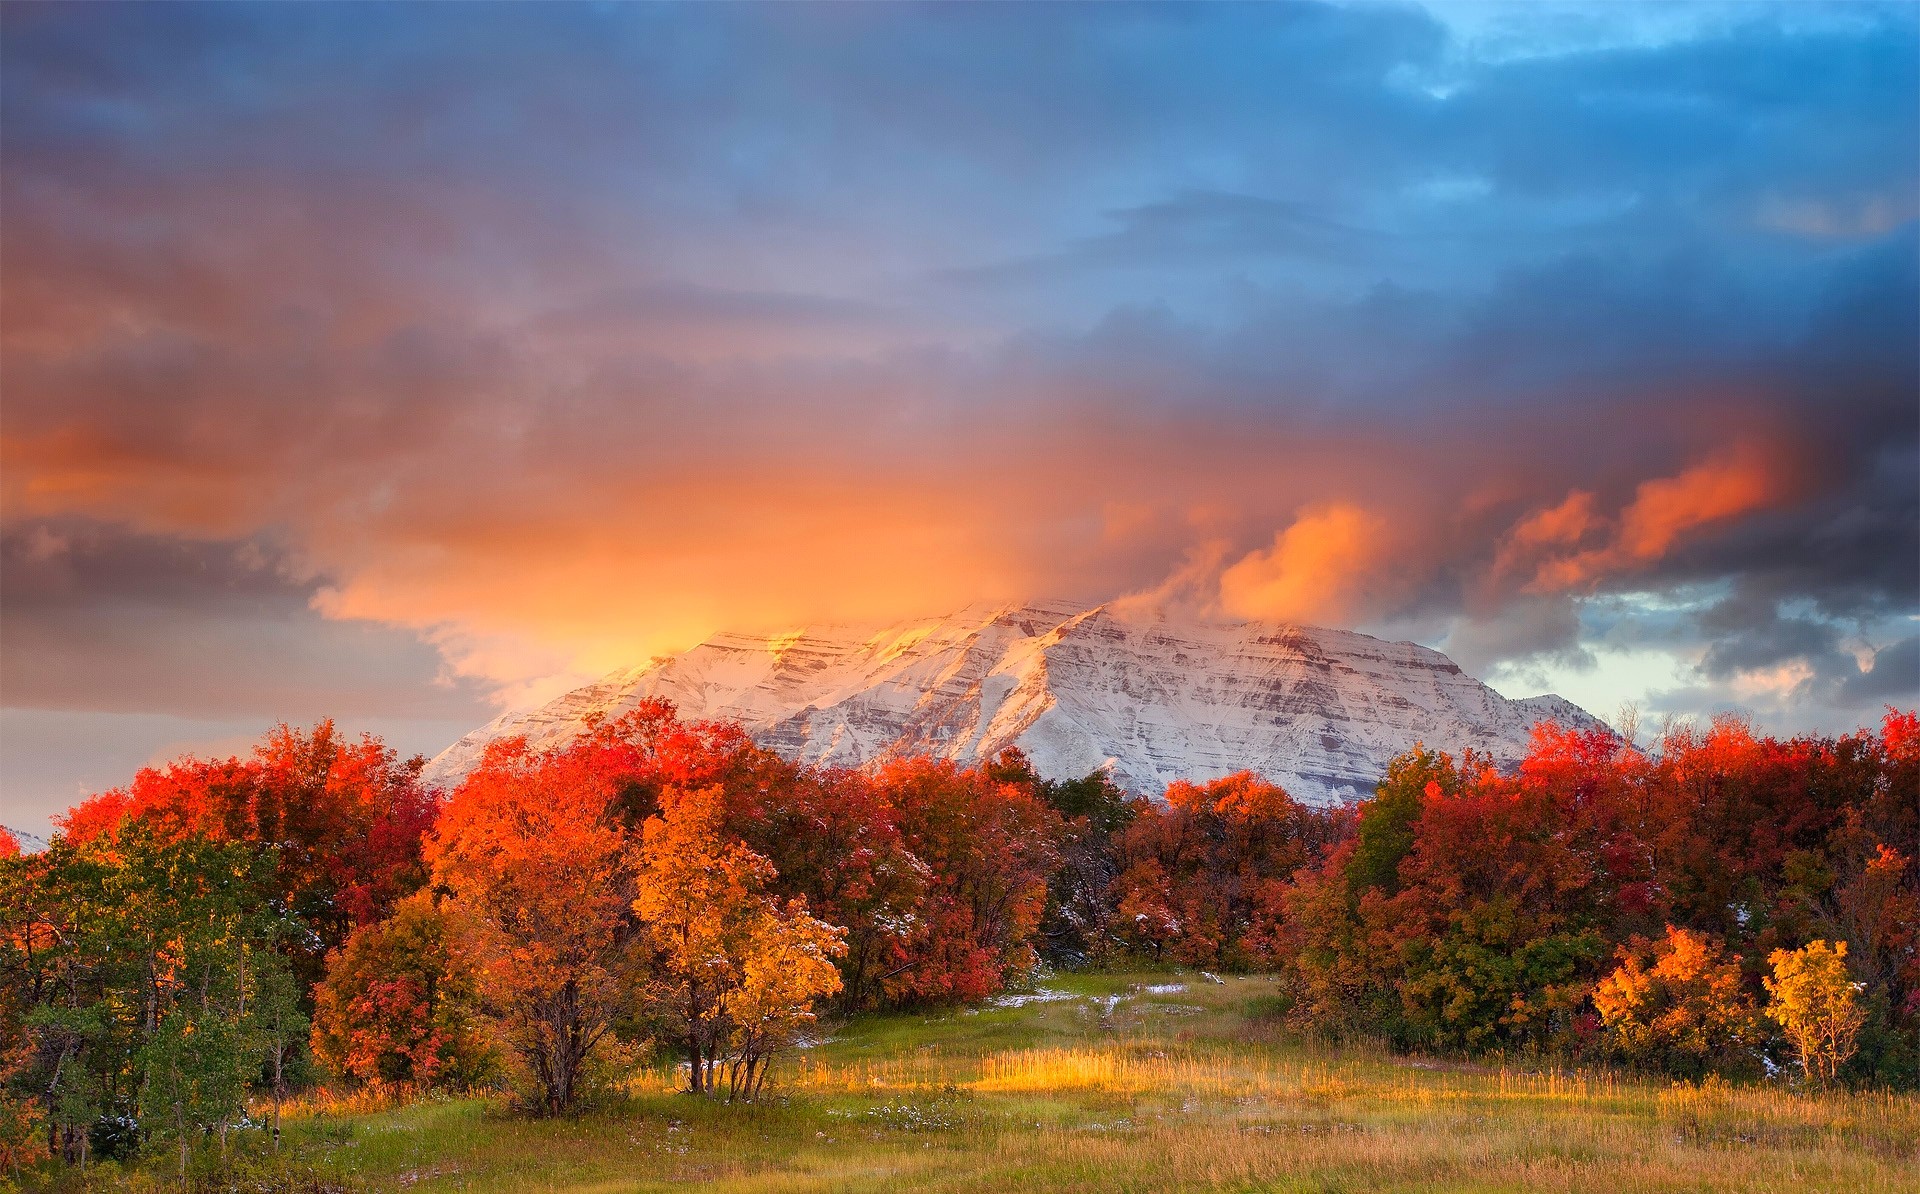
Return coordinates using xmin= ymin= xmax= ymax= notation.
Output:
xmin=59 ymin=971 xmax=1913 ymax=1194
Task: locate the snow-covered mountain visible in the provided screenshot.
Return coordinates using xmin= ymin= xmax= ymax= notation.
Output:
xmin=421 ymin=599 xmax=1602 ymax=805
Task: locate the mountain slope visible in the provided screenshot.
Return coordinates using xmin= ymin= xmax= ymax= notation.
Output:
xmin=421 ymin=600 xmax=1604 ymax=804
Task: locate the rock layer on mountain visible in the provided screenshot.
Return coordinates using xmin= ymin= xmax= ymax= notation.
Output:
xmin=421 ymin=600 xmax=1603 ymax=805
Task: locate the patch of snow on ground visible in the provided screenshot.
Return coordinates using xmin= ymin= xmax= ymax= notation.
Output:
xmin=988 ymin=988 xmax=1078 ymax=1008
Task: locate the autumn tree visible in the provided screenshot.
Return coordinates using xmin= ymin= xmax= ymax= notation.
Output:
xmin=985 ymin=751 xmax=1136 ymax=945
xmin=1593 ymin=925 xmax=1760 ymax=1077
xmin=1110 ymin=771 xmax=1337 ymax=968
xmin=1766 ymin=940 xmax=1867 ymax=1086
xmin=311 ymin=892 xmax=489 ymax=1092
xmin=426 ymin=735 xmax=648 ymax=1115
xmin=719 ymin=908 xmax=848 ymax=1100
xmin=720 ymin=766 xmax=927 ymax=1012
xmin=58 ymin=722 xmax=437 ymax=987
xmin=876 ymin=757 xmax=1060 ymax=1002
xmin=1345 ymin=746 xmax=1475 ymax=896
xmin=0 ymin=843 xmax=49 ymax=1172
xmin=634 ymin=785 xmax=844 ymax=1098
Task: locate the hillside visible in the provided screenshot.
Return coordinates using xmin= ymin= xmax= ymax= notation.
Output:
xmin=424 ymin=600 xmax=1600 ymax=802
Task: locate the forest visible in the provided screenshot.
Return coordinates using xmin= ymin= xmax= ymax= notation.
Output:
xmin=2 ymin=701 xmax=1916 ymax=1186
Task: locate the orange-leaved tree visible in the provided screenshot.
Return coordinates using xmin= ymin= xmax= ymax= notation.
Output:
xmin=1765 ymin=939 xmax=1867 ymax=1086
xmin=1110 ymin=771 xmax=1333 ymax=968
xmin=1592 ymin=925 xmax=1760 ymax=1077
xmin=426 ymin=736 xmax=648 ymax=1115
xmin=634 ymin=785 xmax=844 ymax=1099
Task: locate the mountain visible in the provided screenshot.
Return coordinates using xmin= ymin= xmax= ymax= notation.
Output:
xmin=420 ymin=599 xmax=1603 ymax=805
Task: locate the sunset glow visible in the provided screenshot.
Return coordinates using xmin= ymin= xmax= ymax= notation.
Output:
xmin=2 ymin=2 xmax=1916 ymax=835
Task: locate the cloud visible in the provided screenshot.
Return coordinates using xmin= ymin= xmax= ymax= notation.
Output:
xmin=0 ymin=521 xmax=491 ymax=721
xmin=1442 ymin=594 xmax=1591 ymax=680
xmin=0 ymin=0 xmax=1912 ymax=751
xmin=1522 ymin=445 xmax=1783 ymax=593
xmin=1841 ymin=635 xmax=1920 ymax=704
xmin=1109 ymin=539 xmax=1234 ymax=623
xmin=1219 ymin=504 xmax=1402 ymax=625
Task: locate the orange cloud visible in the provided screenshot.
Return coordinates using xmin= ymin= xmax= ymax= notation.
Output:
xmin=1522 ymin=445 xmax=1781 ymax=593
xmin=1511 ymin=490 xmax=1598 ymax=549
xmin=1109 ymin=538 xmax=1233 ymax=621
xmin=1218 ymin=503 xmax=1397 ymax=625
xmin=1615 ymin=449 xmax=1776 ymax=560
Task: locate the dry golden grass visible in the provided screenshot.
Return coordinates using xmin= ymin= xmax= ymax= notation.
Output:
xmin=30 ymin=973 xmax=1919 ymax=1193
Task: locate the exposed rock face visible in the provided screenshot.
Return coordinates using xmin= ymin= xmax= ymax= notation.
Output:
xmin=421 ymin=599 xmax=1603 ymax=805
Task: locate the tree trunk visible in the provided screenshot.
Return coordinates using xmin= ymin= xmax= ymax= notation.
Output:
xmin=272 ymin=1043 xmax=285 ymax=1152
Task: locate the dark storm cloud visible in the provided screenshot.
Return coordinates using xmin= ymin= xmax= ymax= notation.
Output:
xmin=0 ymin=521 xmax=492 ymax=720
xmin=1841 ymin=636 xmax=1920 ymax=704
xmin=1697 ymin=589 xmax=1847 ymax=680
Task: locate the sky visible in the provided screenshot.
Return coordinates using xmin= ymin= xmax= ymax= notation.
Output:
xmin=3 ymin=1 xmax=1916 ymax=840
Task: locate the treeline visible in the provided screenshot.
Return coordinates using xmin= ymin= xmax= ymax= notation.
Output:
xmin=1096 ymin=718 xmax=1917 ymax=1087
xmin=2 ymin=701 xmax=1915 ymax=1177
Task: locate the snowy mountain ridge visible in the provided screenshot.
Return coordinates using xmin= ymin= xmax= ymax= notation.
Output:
xmin=421 ymin=599 xmax=1602 ymax=805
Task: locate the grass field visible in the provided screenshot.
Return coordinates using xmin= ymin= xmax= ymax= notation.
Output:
xmin=48 ymin=972 xmax=1920 ymax=1193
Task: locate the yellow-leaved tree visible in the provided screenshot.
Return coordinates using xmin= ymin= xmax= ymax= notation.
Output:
xmin=1764 ymin=939 xmax=1866 ymax=1086
xmin=634 ymin=785 xmax=845 ymax=1100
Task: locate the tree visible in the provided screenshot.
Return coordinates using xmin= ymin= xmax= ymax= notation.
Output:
xmin=10 ymin=823 xmax=297 ymax=1176
xmin=58 ymin=722 xmax=438 ymax=990
xmin=1398 ymin=896 xmax=1602 ymax=1051
xmin=715 ymin=892 xmax=847 ymax=1101
xmin=0 ymin=843 xmax=52 ymax=1173
xmin=1592 ymin=926 xmax=1759 ymax=1077
xmin=1766 ymin=940 xmax=1867 ymax=1086
xmin=1030 ymin=766 xmax=1138 ymax=967
xmin=426 ymin=735 xmax=648 ymax=1115
xmin=1346 ymin=746 xmax=1475 ymax=896
xmin=876 ymin=758 xmax=1060 ymax=1002
xmin=720 ymin=766 xmax=927 ymax=1012
xmin=249 ymin=955 xmax=306 ymax=1151
xmin=311 ymin=892 xmax=487 ymax=1092
xmin=634 ymin=786 xmax=843 ymax=1098
xmin=1109 ymin=771 xmax=1336 ymax=969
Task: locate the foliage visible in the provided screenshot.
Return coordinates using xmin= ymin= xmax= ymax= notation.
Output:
xmin=310 ymin=892 xmax=489 ymax=1092
xmin=994 ymin=751 xmax=1137 ymax=967
xmin=633 ymin=785 xmax=845 ymax=1099
xmin=1107 ymin=772 xmax=1337 ymax=969
xmin=1765 ymin=939 xmax=1868 ymax=1086
xmin=57 ymin=721 xmax=437 ymax=984
xmin=1345 ymin=745 xmax=1473 ymax=896
xmin=876 ymin=757 xmax=1062 ymax=1002
xmin=12 ymin=697 xmax=1920 ymax=1189
xmin=424 ymin=729 xmax=649 ymax=1115
xmin=1593 ymin=925 xmax=1761 ymax=1077
xmin=2 ymin=822 xmax=301 ymax=1175
xmin=1276 ymin=710 xmax=1919 ymax=1082
xmin=720 ymin=766 xmax=928 ymax=1012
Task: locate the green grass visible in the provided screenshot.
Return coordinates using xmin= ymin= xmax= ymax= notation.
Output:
xmin=35 ymin=974 xmax=1920 ymax=1193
